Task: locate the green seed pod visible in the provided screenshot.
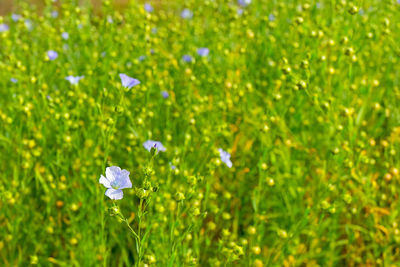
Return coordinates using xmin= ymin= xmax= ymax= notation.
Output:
xmin=301 ymin=60 xmax=309 ymax=69
xmin=348 ymin=5 xmax=358 ymax=15
xmin=175 ymin=192 xmax=185 ymax=201
xmin=297 ymin=80 xmax=307 ymax=89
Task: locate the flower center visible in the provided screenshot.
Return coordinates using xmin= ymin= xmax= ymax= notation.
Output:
xmin=111 ymin=181 xmax=120 ymax=189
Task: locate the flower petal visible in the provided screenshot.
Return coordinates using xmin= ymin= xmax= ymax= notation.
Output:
xmin=116 ymin=169 xmax=132 ymax=189
xmin=105 ymin=188 xmax=123 ymax=200
xmin=99 ymin=175 xmax=111 ymax=188
xmin=143 ymin=140 xmax=166 ymax=152
xmin=119 ymin=175 xmax=132 ymax=189
xmin=119 ymin=73 xmax=140 ymax=89
xmin=106 ymin=166 xmax=121 ymax=183
xmin=225 ymin=159 xmax=233 ymax=168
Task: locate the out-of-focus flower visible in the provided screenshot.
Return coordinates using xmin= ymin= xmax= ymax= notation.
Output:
xmin=144 ymin=3 xmax=154 ymax=12
xmin=47 ymin=50 xmax=58 ymax=60
xmin=269 ymin=14 xmax=276 ymax=21
xmin=169 ymin=162 xmax=176 ymax=170
xmin=65 ymin=76 xmax=84 ymax=85
xmin=0 ymin=24 xmax=9 ymax=32
xmin=119 ymin=73 xmax=140 ymax=89
xmin=197 ymin=48 xmax=209 ymax=57
xmin=25 ymin=19 xmax=33 ymax=30
xmin=218 ymin=148 xmax=233 ymax=168
xmin=161 ymin=91 xmax=169 ymax=99
xmin=11 ymin=14 xmax=21 ymax=22
xmin=99 ymin=166 xmax=132 ymax=200
xmin=62 ymin=32 xmax=69 ymax=40
xmin=183 ymin=55 xmax=193 ymax=62
xmin=143 ymin=140 xmax=166 ymax=152
xmin=10 ymin=78 xmax=18 ymax=83
xmin=238 ymin=0 xmax=251 ymax=7
xmin=51 ymin=11 xmax=58 ymax=18
xmin=181 ymin=9 xmax=193 ymax=19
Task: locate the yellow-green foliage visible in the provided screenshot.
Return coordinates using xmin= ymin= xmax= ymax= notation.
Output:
xmin=1 ymin=0 xmax=400 ymax=266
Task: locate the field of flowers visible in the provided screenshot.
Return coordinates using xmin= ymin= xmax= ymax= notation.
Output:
xmin=1 ymin=0 xmax=400 ymax=266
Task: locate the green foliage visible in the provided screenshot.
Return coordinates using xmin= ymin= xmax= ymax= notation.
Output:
xmin=1 ymin=0 xmax=400 ymax=266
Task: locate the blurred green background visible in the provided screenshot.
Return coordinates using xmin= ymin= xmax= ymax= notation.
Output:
xmin=0 ymin=0 xmax=131 ymax=14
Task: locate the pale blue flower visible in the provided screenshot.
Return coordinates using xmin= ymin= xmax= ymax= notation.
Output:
xmin=169 ymin=162 xmax=176 ymax=170
xmin=181 ymin=9 xmax=193 ymax=19
xmin=269 ymin=14 xmax=276 ymax=21
xmin=144 ymin=3 xmax=154 ymax=12
xmin=51 ymin=11 xmax=59 ymax=18
xmin=183 ymin=55 xmax=192 ymax=62
xmin=65 ymin=75 xmax=84 ymax=85
xmin=161 ymin=91 xmax=169 ymax=98
xmin=25 ymin=19 xmax=33 ymax=30
xmin=11 ymin=14 xmax=21 ymax=22
xmin=10 ymin=78 xmax=18 ymax=83
xmin=99 ymin=166 xmax=132 ymax=200
xmin=218 ymin=148 xmax=232 ymax=168
xmin=143 ymin=140 xmax=166 ymax=152
xmin=62 ymin=32 xmax=69 ymax=40
xmin=197 ymin=48 xmax=209 ymax=57
xmin=238 ymin=0 xmax=251 ymax=7
xmin=47 ymin=50 xmax=58 ymax=60
xmin=119 ymin=73 xmax=140 ymax=89
xmin=0 ymin=24 xmax=9 ymax=32
xmin=237 ymin=8 xmax=244 ymax=15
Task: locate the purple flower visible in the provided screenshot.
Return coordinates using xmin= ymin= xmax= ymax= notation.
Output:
xmin=143 ymin=140 xmax=166 ymax=152
xmin=238 ymin=0 xmax=251 ymax=7
xmin=181 ymin=9 xmax=193 ymax=19
xmin=151 ymin=27 xmax=158 ymax=34
xmin=62 ymin=32 xmax=69 ymax=40
xmin=237 ymin=8 xmax=244 ymax=15
xmin=182 ymin=55 xmax=192 ymax=62
xmin=0 ymin=24 xmax=9 ymax=32
xmin=269 ymin=14 xmax=276 ymax=21
xmin=47 ymin=50 xmax=58 ymax=60
xmin=144 ymin=3 xmax=154 ymax=12
xmin=218 ymin=148 xmax=232 ymax=168
xmin=138 ymin=55 xmax=146 ymax=61
xmin=51 ymin=11 xmax=59 ymax=18
xmin=161 ymin=91 xmax=169 ymax=98
xmin=197 ymin=48 xmax=209 ymax=57
xmin=11 ymin=14 xmax=21 ymax=22
xmin=10 ymin=78 xmax=18 ymax=83
xmin=99 ymin=166 xmax=132 ymax=200
xmin=119 ymin=73 xmax=140 ymax=89
xmin=65 ymin=75 xmax=84 ymax=85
